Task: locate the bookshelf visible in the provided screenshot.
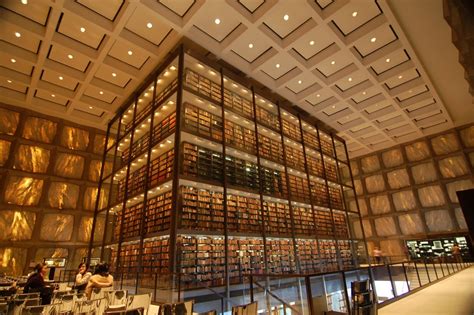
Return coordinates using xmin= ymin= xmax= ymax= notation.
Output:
xmin=93 ymin=46 xmax=364 ymax=292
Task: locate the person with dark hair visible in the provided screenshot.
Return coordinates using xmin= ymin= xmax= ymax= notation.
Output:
xmin=74 ymin=262 xmax=92 ymax=292
xmin=23 ymin=263 xmax=52 ymax=304
xmin=85 ymin=262 xmax=114 ymax=299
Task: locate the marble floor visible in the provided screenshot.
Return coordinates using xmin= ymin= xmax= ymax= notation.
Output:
xmin=378 ymin=266 xmax=474 ymax=315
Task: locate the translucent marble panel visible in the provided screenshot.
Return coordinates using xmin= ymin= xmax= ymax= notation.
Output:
xmin=354 ymin=179 xmax=364 ymax=196
xmin=374 ymin=217 xmax=397 ymax=236
xmin=71 ymin=248 xmax=88 ymax=269
xmin=460 ymin=125 xmax=474 ymax=147
xmin=382 ymin=149 xmax=404 ymax=168
xmin=405 ymin=141 xmax=430 ymax=162
xmin=0 ymin=247 xmax=27 ymax=276
xmin=78 ymin=216 xmax=105 ymax=242
xmin=369 ymin=195 xmax=391 ymax=214
xmin=0 ymin=108 xmax=20 ymax=135
xmin=60 ymin=126 xmax=89 ymax=150
xmin=361 ymin=155 xmax=380 ymax=174
xmin=418 ymin=186 xmax=445 ymax=207
xmin=22 ymin=117 xmax=57 ymax=143
xmin=352 ymin=222 xmax=363 ymax=239
xmin=89 ymin=160 xmax=113 ymax=182
xmin=425 ymin=210 xmax=454 ymax=232
xmin=411 ymin=162 xmax=437 ymax=184
xmin=469 ymin=152 xmax=474 ymax=168
xmin=54 ymin=153 xmax=84 ymax=179
xmin=439 ymin=156 xmax=468 ymax=178
xmin=392 ymin=190 xmax=417 ymax=211
xmin=365 ymin=175 xmax=385 ymax=193
xmin=380 ymin=240 xmax=404 ymax=256
xmin=446 ymin=179 xmax=474 ymax=203
xmin=83 ymin=187 xmax=108 ymax=211
xmin=339 ymin=163 xmax=351 ymax=181
xmin=93 ymin=134 xmax=106 ymax=154
xmin=351 ymin=198 xmax=368 ymax=216
xmin=35 ymin=248 xmax=68 ymax=261
xmin=0 ymin=211 xmax=36 ymax=241
xmin=40 ymin=214 xmax=74 ymax=241
xmin=350 ymin=161 xmax=359 ymax=177
xmin=13 ymin=145 xmax=50 ymax=173
xmin=48 ymin=182 xmax=80 ymax=209
xmin=387 ymin=168 xmax=410 ymax=189
xmin=362 ymin=220 xmax=372 ymax=238
xmin=398 ymin=213 xmax=424 ymax=235
xmin=454 ymin=208 xmax=467 ymax=230
xmin=0 ymin=140 xmax=11 ymax=166
xmin=4 ymin=176 xmax=44 ymax=206
xmin=431 ymin=133 xmax=460 ymax=155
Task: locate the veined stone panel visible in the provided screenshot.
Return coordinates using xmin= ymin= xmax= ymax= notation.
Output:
xmin=446 ymin=179 xmax=474 ymax=203
xmin=78 ymin=216 xmax=105 ymax=242
xmin=382 ymin=148 xmax=404 ymax=168
xmin=418 ymin=185 xmax=445 ymax=207
xmin=369 ymin=195 xmax=391 ymax=214
xmin=431 ymin=133 xmax=460 ymax=155
xmin=39 ymin=214 xmax=74 ymax=241
xmin=405 ymin=141 xmax=430 ymax=162
xmin=349 ymin=198 xmax=368 ymax=216
xmin=361 ymin=155 xmax=380 ymax=174
xmin=13 ymin=145 xmax=50 ymax=173
xmin=374 ymin=217 xmax=397 ymax=236
xmin=386 ymin=168 xmax=410 ymax=189
xmin=454 ymin=208 xmax=468 ymax=230
xmin=47 ymin=182 xmax=80 ymax=209
xmin=60 ymin=126 xmax=89 ymax=151
xmin=365 ymin=175 xmax=385 ymax=193
xmin=4 ymin=176 xmax=44 ymax=206
xmin=350 ymin=161 xmax=359 ymax=176
xmin=438 ymin=155 xmax=469 ymax=178
xmin=411 ymin=162 xmax=437 ymax=184
xmin=354 ymin=179 xmax=363 ymax=196
xmin=54 ymin=153 xmax=85 ymax=179
xmin=22 ymin=117 xmax=57 ymax=143
xmin=0 ymin=247 xmax=27 ymax=276
xmin=34 ymin=248 xmax=68 ymax=262
xmin=398 ymin=213 xmax=424 ymax=235
xmin=425 ymin=210 xmax=454 ymax=232
xmin=83 ymin=187 xmax=108 ymax=211
xmin=362 ymin=220 xmax=373 ymax=238
xmin=0 ymin=108 xmax=20 ymax=135
xmin=0 ymin=211 xmax=36 ymax=241
xmin=379 ymin=240 xmax=404 ymax=256
xmin=89 ymin=160 xmax=113 ymax=182
xmin=0 ymin=140 xmax=11 ymax=166
xmin=469 ymin=152 xmax=474 ymax=168
xmin=392 ymin=190 xmax=417 ymax=211
xmin=459 ymin=125 xmax=474 ymax=147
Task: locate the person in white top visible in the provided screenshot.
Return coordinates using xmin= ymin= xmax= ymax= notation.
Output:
xmin=75 ymin=263 xmax=92 ymax=292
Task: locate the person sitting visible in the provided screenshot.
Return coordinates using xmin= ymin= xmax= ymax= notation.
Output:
xmin=85 ymin=262 xmax=114 ymax=299
xmin=74 ymin=263 xmax=92 ymax=292
xmin=23 ymin=263 xmax=52 ymax=304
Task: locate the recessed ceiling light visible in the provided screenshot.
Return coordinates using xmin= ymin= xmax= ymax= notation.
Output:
xmin=385 ymin=58 xmax=390 ymax=63
xmin=362 ymin=91 xmax=366 ymax=95
xmin=309 ymin=40 xmax=315 ymax=46
xmin=248 ymin=43 xmax=254 ymax=48
xmin=15 ymin=32 xmax=21 ymax=38
xmin=170 ymin=66 xmax=176 ymax=71
xmin=10 ymin=58 xmax=16 ymax=63
xmin=370 ymin=37 xmax=376 ymax=43
xmin=89 ymin=106 xmax=93 ymax=109
xmin=331 ymin=60 xmax=336 ymax=65
xmin=298 ymin=80 xmax=302 ymax=84
xmin=283 ymin=14 xmax=289 ymax=21
xmin=408 ymin=90 xmax=412 ymax=93
xmin=332 ymin=105 xmax=336 ymax=109
xmin=68 ymin=54 xmax=73 ymax=59
xmin=80 ymin=27 xmax=86 ymax=33
xmin=352 ymin=11 xmax=358 ymax=17
xmin=128 ymin=50 xmax=133 ymax=56
xmin=7 ymin=80 xmax=12 ymax=83
xmin=59 ymin=76 xmax=63 ymax=80
xmin=275 ymin=63 xmax=280 ymax=68
xmin=21 ymin=0 xmax=27 ymax=4
xmin=112 ymin=72 xmax=117 ymax=77
xmin=316 ymin=94 xmax=320 ymax=97
xmin=398 ymin=75 xmax=403 ymax=79
xmin=147 ymin=22 xmax=153 ymax=29
xmin=214 ymin=18 xmax=221 ymax=25
xmin=51 ymin=94 xmax=55 ymax=98
xmin=348 ymin=77 xmax=352 ymax=82
xmin=99 ymin=91 xmax=104 ymax=95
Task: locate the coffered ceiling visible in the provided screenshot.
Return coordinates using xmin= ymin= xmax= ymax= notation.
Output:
xmin=0 ymin=0 xmax=472 ymax=157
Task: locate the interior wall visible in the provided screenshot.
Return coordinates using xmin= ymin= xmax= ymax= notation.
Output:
xmin=0 ymin=103 xmax=107 ymax=275
xmin=349 ymin=124 xmax=474 ymax=257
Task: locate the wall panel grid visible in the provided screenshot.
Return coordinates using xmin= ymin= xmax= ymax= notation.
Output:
xmin=0 ymin=104 xmax=108 ymax=275
xmin=90 ymin=46 xmax=368 ymax=290
xmin=350 ymin=124 xmax=474 ymax=255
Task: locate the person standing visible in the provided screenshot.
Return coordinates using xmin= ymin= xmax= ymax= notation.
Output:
xmin=74 ymin=263 xmax=92 ymax=292
xmin=451 ymin=243 xmax=462 ymax=263
xmin=373 ymin=247 xmax=383 ymax=264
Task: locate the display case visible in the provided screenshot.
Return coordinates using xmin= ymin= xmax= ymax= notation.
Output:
xmin=90 ymin=43 xmax=366 ymax=292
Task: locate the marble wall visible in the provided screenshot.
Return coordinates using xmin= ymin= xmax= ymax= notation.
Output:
xmin=349 ymin=124 xmax=474 ymax=257
xmin=0 ymin=104 xmax=107 ymax=275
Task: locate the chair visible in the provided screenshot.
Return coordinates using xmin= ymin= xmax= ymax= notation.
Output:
xmin=91 ymin=286 xmax=114 ymax=300
xmin=58 ymin=293 xmax=76 ymax=314
xmin=12 ymin=298 xmax=40 ymax=315
xmin=104 ymin=308 xmax=145 ymax=315
xmin=0 ymin=302 xmax=8 ymax=314
xmin=105 ymin=290 xmax=128 ymax=306
xmin=21 ymin=303 xmax=60 ymax=314
xmin=51 ymin=290 xmax=70 ymax=304
xmin=14 ymin=293 xmax=40 ymax=300
xmin=73 ymin=298 xmax=107 ymax=315
xmin=126 ymin=293 xmax=151 ymax=315
xmin=231 ymin=302 xmax=258 ymax=315
xmin=192 ymin=310 xmax=217 ymax=315
xmin=158 ymin=301 xmax=194 ymax=315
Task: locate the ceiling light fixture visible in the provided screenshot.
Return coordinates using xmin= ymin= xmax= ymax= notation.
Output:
xmin=112 ymin=72 xmax=117 ymax=77
xmin=68 ymin=54 xmax=73 ymax=59
xmin=348 ymin=77 xmax=352 ymax=82
xmin=147 ymin=22 xmax=153 ymax=29
xmin=331 ymin=60 xmax=335 ymax=65
xmin=283 ymin=14 xmax=289 ymax=21
xmin=59 ymin=76 xmax=64 ymax=81
xmin=99 ymin=91 xmax=104 ymax=95
xmin=385 ymin=58 xmax=390 ymax=63
xmin=214 ymin=18 xmax=221 ymax=25
xmin=398 ymin=75 xmax=403 ymax=79
xmin=7 ymin=80 xmax=12 ymax=83
xmin=316 ymin=94 xmax=320 ymax=97
xmin=10 ymin=58 xmax=16 ymax=63
xmin=275 ymin=63 xmax=280 ymax=68
xmin=51 ymin=94 xmax=55 ymax=97
xmin=309 ymin=40 xmax=315 ymax=46
xmin=248 ymin=43 xmax=254 ymax=48
xmin=362 ymin=91 xmax=366 ymax=95
xmin=370 ymin=37 xmax=376 ymax=43
xmin=298 ymin=80 xmax=302 ymax=84
xmin=15 ymin=32 xmax=21 ymax=38
xmin=21 ymin=0 xmax=27 ymax=4
xmin=128 ymin=50 xmax=133 ymax=56
xmin=89 ymin=106 xmax=93 ymax=109
xmin=352 ymin=11 xmax=358 ymax=17
xmin=80 ymin=27 xmax=86 ymax=33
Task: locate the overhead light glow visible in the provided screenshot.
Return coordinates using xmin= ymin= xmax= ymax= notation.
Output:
xmin=283 ymin=14 xmax=289 ymax=21
xmin=147 ymin=22 xmax=153 ymax=29
xmin=352 ymin=11 xmax=358 ymax=17
xmin=7 ymin=80 xmax=12 ymax=83
xmin=298 ymin=80 xmax=302 ymax=84
xmin=89 ymin=106 xmax=93 ymax=109
xmin=348 ymin=77 xmax=353 ymax=82
xmin=112 ymin=72 xmax=117 ymax=77
xmin=128 ymin=50 xmax=133 ymax=56
xmin=15 ymin=32 xmax=21 ymax=38
xmin=80 ymin=27 xmax=86 ymax=33
xmin=248 ymin=43 xmax=254 ymax=48
xmin=309 ymin=40 xmax=315 ymax=46
xmin=10 ymin=58 xmax=16 ymax=63
xmin=99 ymin=91 xmax=104 ymax=95
xmin=370 ymin=37 xmax=376 ymax=43
xmin=398 ymin=75 xmax=403 ymax=79
xmin=21 ymin=0 xmax=27 ymax=4
xmin=59 ymin=76 xmax=63 ymax=80
xmin=316 ymin=94 xmax=320 ymax=97
xmin=275 ymin=63 xmax=280 ymax=68
xmin=331 ymin=60 xmax=335 ymax=65
xmin=385 ymin=58 xmax=390 ymax=63
xmin=214 ymin=18 xmax=221 ymax=25
xmin=51 ymin=94 xmax=55 ymax=97
xmin=68 ymin=54 xmax=73 ymax=59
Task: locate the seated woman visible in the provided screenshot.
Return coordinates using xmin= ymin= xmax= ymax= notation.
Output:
xmin=23 ymin=263 xmax=52 ymax=304
xmin=74 ymin=263 xmax=92 ymax=292
xmin=85 ymin=262 xmax=114 ymax=299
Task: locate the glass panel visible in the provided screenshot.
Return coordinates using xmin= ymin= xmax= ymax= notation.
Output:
xmin=388 ymin=264 xmax=409 ymax=296
xmin=310 ymin=273 xmax=348 ymax=314
xmin=13 ymin=144 xmax=50 ymax=173
xmin=40 ymin=214 xmax=74 ymax=241
xmin=415 ymin=262 xmax=430 ymax=285
xmin=405 ymin=262 xmax=421 ymax=290
xmin=425 ymin=260 xmax=438 ymax=282
xmin=372 ymin=265 xmax=394 ymax=303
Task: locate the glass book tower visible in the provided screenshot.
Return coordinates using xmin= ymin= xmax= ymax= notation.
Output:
xmin=89 ymin=42 xmax=368 ymax=296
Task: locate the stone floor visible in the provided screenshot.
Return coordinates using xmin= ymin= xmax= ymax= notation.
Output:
xmin=379 ymin=266 xmax=474 ymax=315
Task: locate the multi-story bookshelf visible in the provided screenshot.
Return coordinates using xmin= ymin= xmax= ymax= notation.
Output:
xmin=89 ymin=43 xmax=367 ymax=293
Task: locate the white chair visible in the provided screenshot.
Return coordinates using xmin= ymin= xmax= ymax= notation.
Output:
xmin=126 ymin=293 xmax=151 ymax=315
xmin=12 ymin=298 xmax=40 ymax=315
xmin=91 ymin=286 xmax=114 ymax=300
xmin=105 ymin=290 xmax=128 ymax=306
xmin=73 ymin=298 xmax=107 ymax=315
xmin=21 ymin=303 xmax=61 ymax=315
